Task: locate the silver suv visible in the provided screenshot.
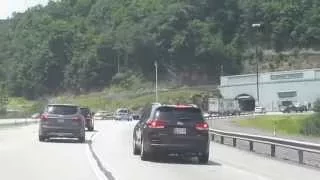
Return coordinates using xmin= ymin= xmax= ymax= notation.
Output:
xmin=114 ymin=108 xmax=131 ymax=121
xmin=38 ymin=104 xmax=86 ymax=143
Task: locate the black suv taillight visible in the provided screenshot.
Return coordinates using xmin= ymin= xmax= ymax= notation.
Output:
xmin=72 ymin=116 xmax=82 ymax=122
xmin=195 ymin=122 xmax=209 ymax=131
xmin=147 ymin=120 xmax=167 ymax=129
xmin=40 ymin=114 xmax=48 ymax=121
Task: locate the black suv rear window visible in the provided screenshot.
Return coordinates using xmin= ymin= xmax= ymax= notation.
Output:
xmin=47 ymin=105 xmax=78 ymax=115
xmin=154 ymin=107 xmax=204 ymax=121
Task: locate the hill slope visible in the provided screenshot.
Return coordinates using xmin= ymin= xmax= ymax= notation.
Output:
xmin=0 ymin=0 xmax=319 ymax=99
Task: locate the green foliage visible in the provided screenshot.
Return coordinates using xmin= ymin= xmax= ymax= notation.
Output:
xmin=111 ymin=71 xmax=144 ymax=90
xmin=236 ymin=115 xmax=307 ymax=135
xmin=0 ymin=0 xmax=319 ymax=99
xmin=0 ymin=83 xmax=8 ymax=114
xmin=237 ymin=114 xmax=320 ymax=137
xmin=313 ymin=98 xmax=320 ymax=112
xmin=300 ymin=113 xmax=320 ymax=136
xmin=55 ymin=88 xmax=202 ymax=111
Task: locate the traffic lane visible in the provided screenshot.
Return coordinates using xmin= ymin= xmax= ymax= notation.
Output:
xmin=93 ymin=121 xmax=267 ymax=180
xmin=214 ymin=141 xmax=320 ymax=180
xmin=93 ymin=121 xmax=320 ymax=180
xmin=0 ymin=124 xmax=98 ymax=180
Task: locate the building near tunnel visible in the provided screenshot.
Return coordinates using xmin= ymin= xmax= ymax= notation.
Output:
xmin=219 ymin=68 xmax=320 ymax=112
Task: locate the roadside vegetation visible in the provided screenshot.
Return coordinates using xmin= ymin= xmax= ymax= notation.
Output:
xmin=235 ymin=115 xmax=309 ymax=135
xmin=5 ymin=87 xmax=206 ymax=114
xmin=1 ymin=73 xmax=217 ymax=117
xmin=0 ymin=0 xmax=320 ymax=100
xmin=236 ymin=113 xmax=320 ymax=137
xmin=54 ymin=88 xmax=202 ymax=111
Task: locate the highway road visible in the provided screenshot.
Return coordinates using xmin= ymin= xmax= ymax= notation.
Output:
xmin=93 ymin=121 xmax=320 ymax=180
xmin=1 ymin=121 xmax=320 ymax=180
xmin=0 ymin=125 xmax=100 ymax=180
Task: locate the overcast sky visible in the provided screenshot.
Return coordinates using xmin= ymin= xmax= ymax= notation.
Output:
xmin=0 ymin=0 xmax=50 ymax=19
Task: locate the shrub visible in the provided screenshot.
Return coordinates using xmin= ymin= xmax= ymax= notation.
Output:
xmin=313 ymin=98 xmax=320 ymax=112
xmin=111 ymin=71 xmax=144 ymax=90
xmin=300 ymin=113 xmax=320 ymax=136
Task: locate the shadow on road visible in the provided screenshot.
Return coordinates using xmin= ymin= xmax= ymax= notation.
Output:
xmin=43 ymin=138 xmax=91 ymax=144
xmin=152 ymin=156 xmax=222 ymax=166
xmin=86 ymin=129 xmax=99 ymax=132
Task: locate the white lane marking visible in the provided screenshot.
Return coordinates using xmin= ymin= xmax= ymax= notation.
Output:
xmin=90 ymin=131 xmax=122 ymax=180
xmin=221 ymin=162 xmax=272 ymax=180
xmin=86 ymin=133 xmax=109 ymax=180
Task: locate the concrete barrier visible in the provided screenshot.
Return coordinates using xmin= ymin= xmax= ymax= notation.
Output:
xmin=0 ymin=118 xmax=39 ymax=127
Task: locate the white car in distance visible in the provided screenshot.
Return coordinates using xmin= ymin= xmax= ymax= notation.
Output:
xmin=93 ymin=111 xmax=113 ymax=120
xmin=114 ymin=108 xmax=131 ymax=121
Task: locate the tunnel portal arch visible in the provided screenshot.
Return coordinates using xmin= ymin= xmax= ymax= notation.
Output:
xmin=235 ymin=94 xmax=256 ymax=112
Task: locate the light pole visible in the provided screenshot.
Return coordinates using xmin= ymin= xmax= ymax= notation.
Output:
xmin=252 ymin=23 xmax=262 ymax=106
xmin=154 ymin=61 xmax=158 ymax=102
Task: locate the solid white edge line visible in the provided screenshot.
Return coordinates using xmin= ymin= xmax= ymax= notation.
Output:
xmin=86 ymin=133 xmax=109 ymax=180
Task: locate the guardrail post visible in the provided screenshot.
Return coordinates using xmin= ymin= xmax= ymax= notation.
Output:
xmin=298 ymin=150 xmax=304 ymax=164
xmin=220 ymin=136 xmax=224 ymax=144
xmin=271 ymin=144 xmax=276 ymax=157
xmin=212 ymin=134 xmax=215 ymax=141
xmin=249 ymin=141 xmax=254 ymax=151
xmin=233 ymin=138 xmax=237 ymax=147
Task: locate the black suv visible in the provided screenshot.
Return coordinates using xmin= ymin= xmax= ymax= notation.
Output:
xmin=80 ymin=107 xmax=94 ymax=131
xmin=132 ymin=104 xmax=210 ymax=163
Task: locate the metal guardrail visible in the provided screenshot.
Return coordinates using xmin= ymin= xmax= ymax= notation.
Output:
xmin=209 ymin=129 xmax=320 ymax=164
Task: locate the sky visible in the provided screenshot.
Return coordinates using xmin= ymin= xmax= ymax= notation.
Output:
xmin=0 ymin=0 xmax=50 ymax=19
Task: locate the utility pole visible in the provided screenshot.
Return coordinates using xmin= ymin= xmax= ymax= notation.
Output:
xmin=154 ymin=61 xmax=158 ymax=102
xmin=252 ymin=23 xmax=262 ymax=106
xmin=255 ymin=45 xmax=260 ymax=105
xmin=220 ymin=64 xmax=224 ymax=76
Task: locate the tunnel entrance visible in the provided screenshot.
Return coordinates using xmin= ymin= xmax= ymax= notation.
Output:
xmin=236 ymin=94 xmax=255 ymax=112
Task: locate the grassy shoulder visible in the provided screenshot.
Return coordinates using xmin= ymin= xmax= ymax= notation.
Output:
xmin=53 ymin=88 xmax=202 ymax=111
xmin=234 ymin=114 xmax=320 ymax=136
xmin=3 ymin=83 xmax=206 ymax=119
xmin=0 ymin=97 xmax=40 ymax=119
xmin=3 ymin=74 xmax=212 ymax=117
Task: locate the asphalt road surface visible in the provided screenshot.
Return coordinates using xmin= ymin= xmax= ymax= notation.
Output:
xmin=92 ymin=120 xmax=320 ymax=180
xmin=0 ymin=125 xmax=99 ymax=180
xmin=1 ymin=121 xmax=320 ymax=180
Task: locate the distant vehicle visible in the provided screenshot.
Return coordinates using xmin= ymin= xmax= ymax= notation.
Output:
xmin=254 ymin=106 xmax=266 ymax=114
xmin=131 ymin=113 xmax=140 ymax=120
xmin=93 ymin=111 xmax=113 ymax=120
xmin=38 ymin=104 xmax=86 ymax=143
xmin=208 ymin=98 xmax=241 ymax=116
xmin=114 ymin=108 xmax=131 ymax=121
xmin=80 ymin=107 xmax=94 ymax=131
xmin=133 ymin=104 xmax=210 ymax=163
xmin=31 ymin=113 xmax=40 ymax=119
xmin=281 ymin=102 xmax=307 ymax=113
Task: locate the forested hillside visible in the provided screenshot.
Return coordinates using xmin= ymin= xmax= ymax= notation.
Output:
xmin=0 ymin=0 xmax=319 ymax=99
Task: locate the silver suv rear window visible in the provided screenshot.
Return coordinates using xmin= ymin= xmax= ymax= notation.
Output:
xmin=47 ymin=105 xmax=78 ymax=115
xmin=118 ymin=109 xmax=128 ymax=113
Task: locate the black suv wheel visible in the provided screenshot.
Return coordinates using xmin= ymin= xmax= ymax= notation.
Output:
xmin=198 ymin=153 xmax=209 ymax=164
xmin=88 ymin=126 xmax=94 ymax=131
